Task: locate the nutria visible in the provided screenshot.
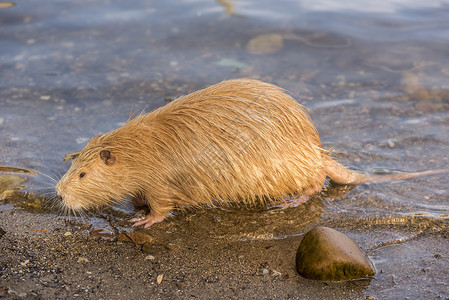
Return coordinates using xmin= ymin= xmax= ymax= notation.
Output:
xmin=56 ymin=78 xmax=449 ymax=228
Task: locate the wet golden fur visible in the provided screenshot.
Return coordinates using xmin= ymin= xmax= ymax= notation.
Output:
xmin=57 ymin=79 xmax=329 ymax=220
xmin=56 ymin=78 xmax=449 ymax=227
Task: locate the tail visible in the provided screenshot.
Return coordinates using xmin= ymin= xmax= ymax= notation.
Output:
xmin=324 ymin=158 xmax=449 ymax=185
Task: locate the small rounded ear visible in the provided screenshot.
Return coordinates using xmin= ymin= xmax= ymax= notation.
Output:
xmin=100 ymin=149 xmax=116 ymax=166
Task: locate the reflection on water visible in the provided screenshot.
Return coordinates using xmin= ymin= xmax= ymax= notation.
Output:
xmin=0 ymin=174 xmax=26 ymax=198
xmin=1 ymin=0 xmax=449 ymax=297
xmin=296 ymin=0 xmax=444 ymax=13
xmin=0 ymin=2 xmax=15 ymax=9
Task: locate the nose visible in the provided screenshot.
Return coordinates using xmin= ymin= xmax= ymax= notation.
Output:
xmin=55 ymin=184 xmax=63 ymax=200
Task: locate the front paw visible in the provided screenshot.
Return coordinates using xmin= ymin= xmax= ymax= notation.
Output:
xmin=129 ymin=213 xmax=166 ymax=228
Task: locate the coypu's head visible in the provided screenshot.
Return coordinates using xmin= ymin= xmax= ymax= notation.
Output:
xmin=56 ymin=136 xmax=135 ymax=212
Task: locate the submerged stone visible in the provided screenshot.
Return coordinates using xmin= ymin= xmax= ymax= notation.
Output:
xmin=214 ymin=58 xmax=249 ymax=69
xmin=296 ymin=226 xmax=376 ymax=281
xmin=117 ymin=231 xmax=155 ymax=246
xmin=90 ymin=228 xmax=115 ymax=239
xmin=0 ymin=174 xmax=26 ymax=199
xmin=246 ymin=34 xmax=283 ymax=55
xmin=0 ymin=2 xmax=15 ymax=9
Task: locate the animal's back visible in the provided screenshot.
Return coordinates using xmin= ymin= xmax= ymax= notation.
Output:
xmin=126 ymin=78 xmax=327 ymax=209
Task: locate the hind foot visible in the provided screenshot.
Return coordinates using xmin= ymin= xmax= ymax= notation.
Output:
xmin=269 ymin=195 xmax=310 ymax=209
xmin=130 ymin=213 xmax=166 ymax=228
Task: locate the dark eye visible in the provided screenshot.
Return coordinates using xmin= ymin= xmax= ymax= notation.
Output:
xmin=79 ymin=172 xmax=86 ymax=178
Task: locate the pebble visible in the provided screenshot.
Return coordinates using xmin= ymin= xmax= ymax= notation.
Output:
xmin=20 ymin=259 xmax=30 ymax=266
xmin=77 ymin=257 xmax=89 ymax=263
xmin=296 ymin=226 xmax=376 ymax=281
xmin=386 ymin=139 xmax=396 ymax=148
xmin=164 ymin=243 xmax=180 ymax=251
xmin=156 ymin=274 xmax=164 ymax=285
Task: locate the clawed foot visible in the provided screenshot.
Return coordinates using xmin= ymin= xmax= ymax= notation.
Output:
xmin=130 ymin=213 xmax=166 ymax=228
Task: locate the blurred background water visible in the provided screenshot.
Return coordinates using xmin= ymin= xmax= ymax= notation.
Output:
xmin=1 ymin=0 xmax=449 ymax=298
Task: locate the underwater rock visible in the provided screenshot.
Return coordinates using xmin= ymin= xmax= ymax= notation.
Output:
xmin=214 ymin=58 xmax=249 ymax=69
xmin=117 ymin=231 xmax=155 ymax=246
xmin=246 ymin=34 xmax=283 ymax=55
xmin=0 ymin=174 xmax=26 ymax=200
xmin=90 ymin=228 xmax=115 ymax=239
xmin=296 ymin=226 xmax=376 ymax=281
xmin=400 ymin=72 xmax=430 ymax=100
xmin=0 ymin=2 xmax=15 ymax=9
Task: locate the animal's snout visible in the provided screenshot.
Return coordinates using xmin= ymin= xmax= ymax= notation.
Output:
xmin=55 ymin=183 xmax=63 ymax=199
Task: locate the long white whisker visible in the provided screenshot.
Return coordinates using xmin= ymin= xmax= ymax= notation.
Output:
xmin=37 ymin=171 xmax=58 ymax=184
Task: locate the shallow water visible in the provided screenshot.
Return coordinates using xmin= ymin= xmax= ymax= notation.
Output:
xmin=1 ymin=0 xmax=449 ymax=298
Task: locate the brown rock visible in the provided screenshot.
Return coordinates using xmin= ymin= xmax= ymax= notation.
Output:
xmin=296 ymin=226 xmax=376 ymax=281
